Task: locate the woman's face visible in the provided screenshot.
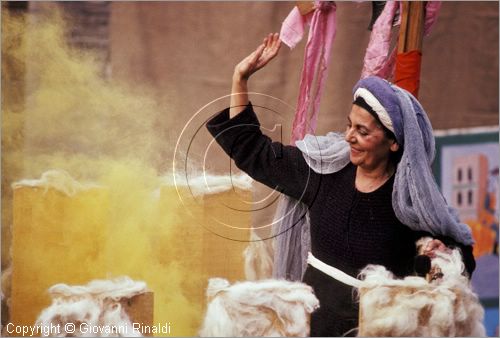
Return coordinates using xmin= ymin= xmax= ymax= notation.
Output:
xmin=344 ymin=105 xmax=399 ymax=171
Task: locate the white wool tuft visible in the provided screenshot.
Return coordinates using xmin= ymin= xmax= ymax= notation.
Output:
xmin=12 ymin=169 xmax=100 ymax=196
xmin=35 ymin=277 xmax=147 ymax=337
xmin=243 ymin=231 xmax=274 ymax=281
xmin=358 ymin=246 xmax=486 ymax=337
xmin=206 ymin=278 xmax=231 ymax=300
xmin=200 ymin=278 xmax=319 ymax=337
xmin=49 ymin=276 xmax=147 ymax=300
xmin=415 ymin=236 xmax=467 ymax=282
xmin=163 ymin=173 xmax=253 ymax=196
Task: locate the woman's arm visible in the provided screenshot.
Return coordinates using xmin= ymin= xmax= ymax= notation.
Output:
xmin=207 ymin=102 xmax=320 ymax=207
xmin=207 ymin=33 xmax=322 ymax=204
xmin=229 ymin=33 xmax=281 ymax=118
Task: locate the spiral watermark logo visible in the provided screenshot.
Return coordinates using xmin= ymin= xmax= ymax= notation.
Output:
xmin=173 ymin=93 xmax=317 ymax=242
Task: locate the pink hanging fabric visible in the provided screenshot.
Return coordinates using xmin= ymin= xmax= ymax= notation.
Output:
xmin=280 ymin=6 xmax=314 ymax=49
xmin=279 ymin=1 xmax=337 ymax=145
xmin=378 ymin=47 xmax=398 ymax=80
xmin=424 ymin=1 xmax=442 ymax=36
xmin=360 ymin=1 xmax=399 ymax=79
xmin=361 ymin=1 xmax=442 ymax=80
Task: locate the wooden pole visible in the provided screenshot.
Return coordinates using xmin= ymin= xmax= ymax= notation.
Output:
xmin=395 ymin=1 xmax=425 ymax=97
xmin=398 ymin=2 xmax=425 ymax=53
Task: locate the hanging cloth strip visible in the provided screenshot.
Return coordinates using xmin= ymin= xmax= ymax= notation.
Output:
xmin=361 ymin=1 xmax=400 ymax=79
xmin=394 ymin=50 xmax=422 ymax=97
xmin=273 ymin=1 xmax=337 ymax=280
xmin=361 ymin=1 xmax=442 ymax=80
xmin=280 ymin=1 xmax=337 ymax=144
xmin=423 ymin=1 xmax=442 ymax=36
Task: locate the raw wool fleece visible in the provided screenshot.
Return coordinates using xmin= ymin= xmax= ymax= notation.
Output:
xmin=357 ymin=245 xmax=485 ymax=337
xmin=35 ymin=277 xmax=147 ymax=337
xmin=12 ymin=169 xmax=100 ymax=196
xmin=415 ymin=236 xmax=467 ymax=282
xmin=1 ymin=265 xmax=12 ymax=335
xmin=164 ymin=173 xmax=253 ymax=197
xmin=199 ymin=278 xmax=319 ymax=337
xmin=243 ymin=231 xmax=274 ymax=281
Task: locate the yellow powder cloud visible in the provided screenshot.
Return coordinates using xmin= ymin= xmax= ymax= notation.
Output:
xmin=2 ymin=9 xmax=213 ymax=336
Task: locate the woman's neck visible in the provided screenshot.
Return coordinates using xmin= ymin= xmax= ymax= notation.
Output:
xmin=355 ymin=162 xmax=395 ymax=193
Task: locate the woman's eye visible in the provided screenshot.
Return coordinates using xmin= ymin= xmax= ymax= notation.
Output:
xmin=359 ymin=129 xmax=368 ymax=136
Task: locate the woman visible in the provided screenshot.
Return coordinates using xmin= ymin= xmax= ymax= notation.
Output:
xmin=206 ymin=33 xmax=475 ymax=336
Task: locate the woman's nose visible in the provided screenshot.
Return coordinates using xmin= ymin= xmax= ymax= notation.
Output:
xmin=345 ymin=127 xmax=354 ymax=143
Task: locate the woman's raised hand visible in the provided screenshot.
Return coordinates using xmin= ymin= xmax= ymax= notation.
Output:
xmin=233 ymin=33 xmax=281 ymax=81
xmin=229 ymin=33 xmax=281 ymax=118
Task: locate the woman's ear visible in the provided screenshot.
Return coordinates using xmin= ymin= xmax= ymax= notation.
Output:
xmin=390 ymin=141 xmax=400 ymax=153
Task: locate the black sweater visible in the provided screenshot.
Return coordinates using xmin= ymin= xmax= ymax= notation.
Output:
xmin=206 ymin=102 xmax=475 ymax=336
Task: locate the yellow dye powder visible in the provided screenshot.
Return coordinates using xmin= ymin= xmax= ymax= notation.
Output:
xmin=3 ymin=9 xmax=251 ymax=336
xmin=98 ymin=162 xmax=208 ymax=335
xmin=11 ymin=164 xmax=250 ymax=336
xmin=11 ymin=185 xmax=110 ymax=328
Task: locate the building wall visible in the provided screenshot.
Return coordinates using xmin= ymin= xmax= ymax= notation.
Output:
xmin=108 ymin=2 xmax=498 ymax=136
xmin=29 ymin=1 xmax=111 ymax=77
xmin=452 ymin=154 xmax=489 ymax=222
